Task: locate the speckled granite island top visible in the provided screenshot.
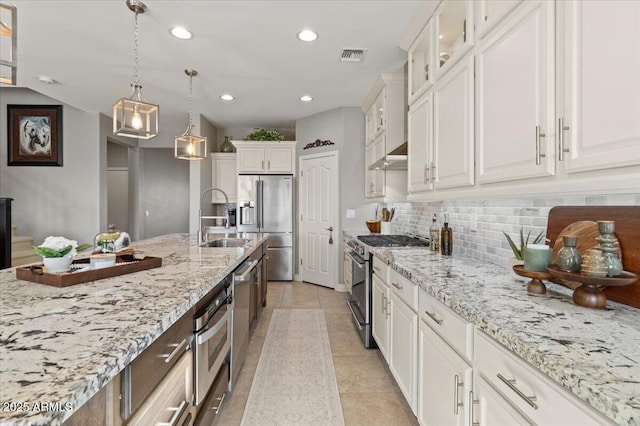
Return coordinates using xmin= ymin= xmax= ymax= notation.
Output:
xmin=0 ymin=232 xmax=268 ymax=426
xmin=369 ymin=245 xmax=639 ymax=426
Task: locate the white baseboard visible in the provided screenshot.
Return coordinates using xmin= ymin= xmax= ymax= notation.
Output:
xmin=294 ymin=274 xmax=301 ymax=281
xmin=334 ymin=283 xmax=348 ymax=293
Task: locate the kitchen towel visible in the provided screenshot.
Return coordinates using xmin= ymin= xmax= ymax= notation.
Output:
xmin=241 ymin=309 xmax=345 ymax=426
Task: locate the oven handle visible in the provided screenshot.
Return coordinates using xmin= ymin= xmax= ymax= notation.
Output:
xmin=347 ymin=300 xmax=364 ymax=331
xmin=196 ymin=310 xmax=230 ymax=345
xmin=347 ymin=251 xmax=366 ymax=268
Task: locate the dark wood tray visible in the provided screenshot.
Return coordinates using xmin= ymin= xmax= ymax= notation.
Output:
xmin=15 ymin=255 xmax=162 ymax=287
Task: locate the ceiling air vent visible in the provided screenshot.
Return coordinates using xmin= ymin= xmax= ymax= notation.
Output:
xmin=339 ymin=48 xmax=368 ymax=63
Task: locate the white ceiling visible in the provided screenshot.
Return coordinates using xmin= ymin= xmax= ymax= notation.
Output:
xmin=9 ymin=0 xmax=428 ymax=133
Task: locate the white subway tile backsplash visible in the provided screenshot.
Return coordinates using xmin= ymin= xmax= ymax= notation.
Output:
xmin=387 ymin=193 xmax=639 ymax=264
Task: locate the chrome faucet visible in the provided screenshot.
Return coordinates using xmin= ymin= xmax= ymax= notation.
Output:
xmin=198 ymin=187 xmax=230 ymax=243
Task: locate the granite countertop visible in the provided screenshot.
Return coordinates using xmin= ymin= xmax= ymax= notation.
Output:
xmin=367 ymin=245 xmax=639 ymax=426
xmin=0 ymin=232 xmax=268 ymax=426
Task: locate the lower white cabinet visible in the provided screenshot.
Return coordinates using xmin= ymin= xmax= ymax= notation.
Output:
xmin=418 ymin=320 xmax=472 ymax=426
xmin=371 ymin=272 xmax=390 ymax=361
xmin=389 ymin=290 xmax=418 ymax=412
xmin=128 ymin=350 xmax=193 ymax=425
xmin=473 ymin=373 xmax=533 ymax=425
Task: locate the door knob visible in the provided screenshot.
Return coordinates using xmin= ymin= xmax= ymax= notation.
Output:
xmin=325 ymin=227 xmax=334 ymax=231
xmin=326 ymin=227 xmax=334 ymax=244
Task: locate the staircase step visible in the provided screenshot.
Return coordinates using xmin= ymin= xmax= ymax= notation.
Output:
xmin=11 ymin=249 xmax=41 ymax=267
xmin=12 ymin=235 xmax=34 ymax=252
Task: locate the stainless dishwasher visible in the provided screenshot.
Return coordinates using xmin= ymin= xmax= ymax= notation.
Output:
xmin=230 ymin=253 xmax=259 ymax=390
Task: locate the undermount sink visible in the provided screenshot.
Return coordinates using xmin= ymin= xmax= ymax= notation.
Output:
xmin=201 ymin=238 xmax=251 ymax=248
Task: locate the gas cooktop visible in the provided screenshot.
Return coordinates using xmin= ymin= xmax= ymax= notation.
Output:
xmin=357 ymin=234 xmax=429 ymax=247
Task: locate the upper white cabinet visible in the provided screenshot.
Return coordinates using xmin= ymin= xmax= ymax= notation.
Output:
xmin=560 ymin=0 xmax=640 ymax=173
xmin=232 ymin=141 xmax=296 ymax=174
xmin=475 ymin=0 xmax=522 ymax=38
xmin=476 ymin=0 xmax=555 ymax=184
xmin=408 ymin=21 xmax=434 ymax=105
xmin=211 ymin=153 xmax=237 ymax=203
xmin=433 ymin=55 xmax=475 ymax=190
xmin=408 ymin=90 xmax=434 ymax=193
xmin=434 ymin=0 xmax=474 ymax=79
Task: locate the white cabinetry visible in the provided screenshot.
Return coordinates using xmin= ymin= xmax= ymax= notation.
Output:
xmin=388 ymin=269 xmax=418 ymax=413
xmin=371 ymin=257 xmax=390 ymax=361
xmin=361 ymin=72 xmax=408 ymax=202
xmin=408 ymin=20 xmax=434 ymax=105
xmin=473 ymin=374 xmax=533 ymax=425
xmin=560 ymin=0 xmax=640 ymax=173
xmin=476 ymin=0 xmax=555 ymax=184
xmin=232 ymin=141 xmax=296 ymax=174
xmin=475 ymin=0 xmax=521 ymax=38
xmin=434 ymin=55 xmax=475 ymax=189
xmin=211 ymin=153 xmax=237 ymax=203
xmin=434 ymin=0 xmax=474 ymax=78
xmin=473 ymin=330 xmax=612 ymax=426
xmin=408 ymin=91 xmax=434 ymax=193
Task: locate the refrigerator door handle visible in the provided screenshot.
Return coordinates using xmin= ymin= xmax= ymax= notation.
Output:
xmin=255 ymin=179 xmax=261 ymax=229
xmin=260 ymin=180 xmax=265 ymax=230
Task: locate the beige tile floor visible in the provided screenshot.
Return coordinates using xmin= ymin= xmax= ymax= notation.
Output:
xmin=215 ymin=281 xmax=418 ymax=426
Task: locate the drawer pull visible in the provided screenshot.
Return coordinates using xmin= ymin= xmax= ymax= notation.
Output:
xmin=425 ymin=310 xmax=443 ymax=325
xmin=167 ymin=400 xmax=188 ymax=426
xmin=454 ymin=375 xmax=464 ymax=415
xmin=392 ymin=282 xmax=403 ymax=290
xmin=373 ymin=266 xmax=381 ymax=273
xmin=212 ymin=392 xmax=227 ymax=415
xmin=382 ymin=294 xmax=387 ymax=313
xmin=497 ymin=373 xmax=539 ymax=409
xmin=469 ymin=391 xmax=479 ymax=426
xmin=163 ymin=338 xmax=189 ymax=364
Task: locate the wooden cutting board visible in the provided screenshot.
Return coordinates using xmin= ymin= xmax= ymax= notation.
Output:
xmin=551 ymin=220 xmax=600 ymax=262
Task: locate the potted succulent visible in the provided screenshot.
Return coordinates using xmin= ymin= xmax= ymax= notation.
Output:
xmin=503 ymin=228 xmax=545 ymax=280
xmin=243 ymin=128 xmax=284 ymax=142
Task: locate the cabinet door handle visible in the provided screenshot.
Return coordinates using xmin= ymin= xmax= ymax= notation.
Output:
xmin=454 ymin=375 xmax=464 ymax=415
xmin=167 ymin=400 xmax=189 ymax=426
xmin=535 ymin=125 xmax=546 ymax=165
xmin=497 ymin=373 xmax=539 ymax=409
xmin=425 ymin=310 xmax=443 ymax=325
xmin=268 ymin=160 xmax=271 ymax=169
xmin=373 ymin=265 xmax=382 ymax=274
xmin=430 ymin=162 xmax=435 ymax=182
xmin=424 ymin=164 xmax=430 ymax=183
xmin=469 ymin=391 xmax=480 ymax=426
xmin=382 ymin=294 xmax=387 ymax=313
xmin=262 ymin=160 xmax=265 ymax=169
xmin=163 ymin=338 xmax=189 ymax=364
xmin=212 ymin=392 xmax=227 ymax=414
xmin=558 ymin=117 xmax=570 ymax=161
xmin=392 ymin=282 xmax=403 ymax=290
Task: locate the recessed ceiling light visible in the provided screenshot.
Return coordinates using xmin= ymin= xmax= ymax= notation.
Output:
xmin=297 ymin=29 xmax=318 ymax=42
xmin=220 ymin=94 xmax=234 ymax=101
xmin=170 ymin=26 xmax=193 ymax=40
xmin=38 ymin=76 xmax=58 ymax=84
xmin=300 ymin=95 xmax=313 ymax=102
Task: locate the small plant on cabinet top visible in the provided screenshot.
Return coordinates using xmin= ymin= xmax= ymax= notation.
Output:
xmin=243 ymin=128 xmax=284 ymax=141
xmin=503 ymin=228 xmax=545 ymax=261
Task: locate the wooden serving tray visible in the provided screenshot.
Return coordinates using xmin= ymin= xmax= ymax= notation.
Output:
xmin=16 ymin=255 xmax=162 ymax=287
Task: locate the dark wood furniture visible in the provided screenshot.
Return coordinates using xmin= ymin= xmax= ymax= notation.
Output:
xmin=0 ymin=198 xmax=13 ymax=269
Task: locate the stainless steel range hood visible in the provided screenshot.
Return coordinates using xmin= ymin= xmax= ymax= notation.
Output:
xmin=367 ymin=142 xmax=408 ymax=170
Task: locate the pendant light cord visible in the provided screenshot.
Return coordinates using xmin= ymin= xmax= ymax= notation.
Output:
xmin=133 ymin=12 xmax=140 ymax=85
xmin=188 ymin=74 xmax=194 ymax=126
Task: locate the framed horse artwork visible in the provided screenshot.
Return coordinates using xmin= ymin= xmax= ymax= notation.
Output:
xmin=7 ymin=105 xmax=63 ymax=166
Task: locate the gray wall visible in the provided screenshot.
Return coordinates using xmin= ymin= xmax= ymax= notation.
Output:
xmin=295 ymin=107 xmax=369 ymax=284
xmin=189 ymin=114 xmax=218 ymax=232
xmin=141 ymin=149 xmax=190 ymax=238
xmin=0 ymin=87 xmax=101 ymax=245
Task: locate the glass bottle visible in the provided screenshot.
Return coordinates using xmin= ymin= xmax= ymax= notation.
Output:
xmin=220 ymin=136 xmax=234 ymax=153
xmin=429 ymin=214 xmax=440 ymax=252
xmin=440 ymin=212 xmax=452 ymax=256
xmin=556 ymin=235 xmax=582 ymax=272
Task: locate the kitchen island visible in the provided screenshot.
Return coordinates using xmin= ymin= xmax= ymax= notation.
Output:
xmin=0 ymin=232 xmax=268 ymax=426
xmin=369 ymin=245 xmax=639 ymax=426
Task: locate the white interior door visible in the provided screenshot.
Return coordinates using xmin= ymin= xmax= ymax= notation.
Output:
xmin=299 ymin=151 xmax=339 ymax=288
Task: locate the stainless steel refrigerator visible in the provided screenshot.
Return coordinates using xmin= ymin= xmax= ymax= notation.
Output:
xmin=237 ymin=175 xmax=293 ymax=281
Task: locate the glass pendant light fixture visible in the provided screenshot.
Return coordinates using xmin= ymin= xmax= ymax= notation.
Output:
xmin=0 ymin=3 xmax=17 ymax=86
xmin=113 ymin=0 xmax=158 ymax=139
xmin=175 ymin=69 xmax=207 ymax=160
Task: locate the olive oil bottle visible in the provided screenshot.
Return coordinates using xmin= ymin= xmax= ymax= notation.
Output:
xmin=440 ymin=212 xmax=453 ymax=256
xmin=429 ymin=214 xmax=440 ymax=252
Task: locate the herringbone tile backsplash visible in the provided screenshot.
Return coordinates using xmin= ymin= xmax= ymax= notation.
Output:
xmin=387 ymin=194 xmax=640 ymax=268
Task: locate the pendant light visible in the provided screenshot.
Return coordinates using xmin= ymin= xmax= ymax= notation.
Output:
xmin=0 ymin=3 xmax=17 ymax=86
xmin=175 ymin=69 xmax=207 ymax=160
xmin=113 ymin=0 xmax=158 ymax=139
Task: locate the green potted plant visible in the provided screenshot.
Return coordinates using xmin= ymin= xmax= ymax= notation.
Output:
xmin=243 ymin=128 xmax=284 ymax=141
xmin=503 ymin=228 xmax=545 ymax=280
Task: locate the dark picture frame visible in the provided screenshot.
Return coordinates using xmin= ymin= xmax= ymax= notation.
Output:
xmin=7 ymin=105 xmax=63 ymax=166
